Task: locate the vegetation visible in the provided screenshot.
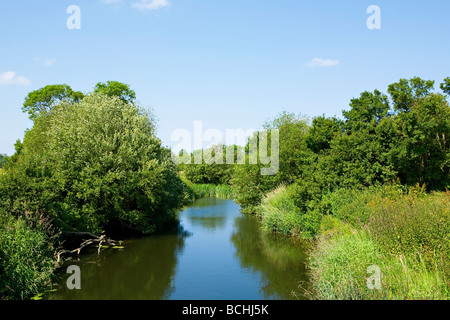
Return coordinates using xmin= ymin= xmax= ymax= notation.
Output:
xmin=0 ymin=82 xmax=188 ymax=299
xmin=308 ymin=186 xmax=449 ymax=300
xmin=0 ymin=154 xmax=7 ymax=169
xmin=178 ymin=145 xmax=236 ymax=185
xmin=1 ymin=76 xmax=448 ymax=300
xmin=228 ymin=76 xmax=450 ymax=300
xmin=0 ymin=209 xmax=58 ymax=300
xmin=22 ymin=84 xmax=84 ymax=121
xmin=189 ymin=184 xmax=233 ymax=199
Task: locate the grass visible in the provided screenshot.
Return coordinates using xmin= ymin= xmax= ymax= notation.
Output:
xmin=306 ymin=185 xmax=450 ymax=300
xmin=0 ymin=210 xmax=58 ymax=300
xmin=308 ymin=227 xmax=449 ymax=300
xmin=190 ymin=183 xmax=233 ymax=199
xmin=257 ymin=184 xmax=321 ymax=239
xmin=257 ymin=185 xmax=302 ymax=236
xmin=253 ymin=183 xmax=450 ymax=299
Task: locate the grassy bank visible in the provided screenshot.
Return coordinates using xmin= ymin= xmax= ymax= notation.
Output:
xmin=256 ymin=184 xmax=450 ymax=299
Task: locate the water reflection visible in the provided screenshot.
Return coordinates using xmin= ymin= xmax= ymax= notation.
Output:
xmin=182 ymin=198 xmax=230 ymax=231
xmin=47 ymin=199 xmax=310 ymax=300
xmin=48 ymin=226 xmax=188 ymax=300
xmin=230 ymin=214 xmax=310 ymax=300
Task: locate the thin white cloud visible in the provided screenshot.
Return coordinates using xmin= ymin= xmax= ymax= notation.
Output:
xmin=306 ymin=57 xmax=340 ymax=68
xmin=0 ymin=71 xmax=31 ymax=86
xmin=33 ymin=57 xmax=56 ymax=67
xmin=132 ymin=0 xmax=171 ymax=11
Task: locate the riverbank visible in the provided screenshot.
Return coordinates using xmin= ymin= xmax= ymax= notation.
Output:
xmin=255 ymin=183 xmax=450 ymax=299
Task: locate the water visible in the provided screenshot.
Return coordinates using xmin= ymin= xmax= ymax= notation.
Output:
xmin=47 ymin=198 xmax=310 ymax=300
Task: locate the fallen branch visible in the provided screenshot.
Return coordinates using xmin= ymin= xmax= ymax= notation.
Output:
xmin=56 ymin=234 xmax=117 ymax=264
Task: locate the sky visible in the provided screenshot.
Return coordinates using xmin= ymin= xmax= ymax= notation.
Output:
xmin=1 ymin=0 xmax=450 ymax=155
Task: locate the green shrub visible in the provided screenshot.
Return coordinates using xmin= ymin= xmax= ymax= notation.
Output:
xmin=257 ymin=185 xmax=301 ymax=236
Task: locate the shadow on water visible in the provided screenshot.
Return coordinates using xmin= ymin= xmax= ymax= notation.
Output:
xmin=48 ymin=223 xmax=191 ymax=300
xmin=47 ymin=198 xmax=310 ymax=300
xmin=231 ymin=214 xmax=311 ymax=300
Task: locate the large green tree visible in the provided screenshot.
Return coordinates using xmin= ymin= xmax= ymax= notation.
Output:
xmin=1 ymin=93 xmax=186 ymax=235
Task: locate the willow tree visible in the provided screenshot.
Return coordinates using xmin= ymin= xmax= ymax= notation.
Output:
xmin=0 ymin=93 xmax=186 ymax=235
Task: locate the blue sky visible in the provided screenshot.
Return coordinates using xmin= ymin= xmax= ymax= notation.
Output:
xmin=1 ymin=0 xmax=449 ymax=155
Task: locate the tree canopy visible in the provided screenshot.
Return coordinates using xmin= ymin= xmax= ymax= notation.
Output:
xmin=93 ymin=81 xmax=136 ymax=104
xmin=2 ymin=92 xmax=186 ymax=235
xmin=22 ymin=84 xmax=84 ymax=121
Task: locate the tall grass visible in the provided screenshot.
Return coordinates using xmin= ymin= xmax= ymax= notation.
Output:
xmin=307 ymin=185 xmax=450 ymax=300
xmin=257 ymin=185 xmax=321 ymax=238
xmin=190 ymin=184 xmax=233 ymax=199
xmin=0 ymin=210 xmax=58 ymax=300
xmin=308 ymin=228 xmax=449 ymax=300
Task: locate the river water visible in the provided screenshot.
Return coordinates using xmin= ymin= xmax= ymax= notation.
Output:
xmin=47 ymin=198 xmax=310 ymax=300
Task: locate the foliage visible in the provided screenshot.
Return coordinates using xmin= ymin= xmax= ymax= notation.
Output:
xmin=189 ymin=184 xmax=233 ymax=199
xmin=231 ymin=111 xmax=310 ymax=213
xmin=0 ymin=154 xmax=7 ymax=169
xmin=257 ymin=185 xmax=321 ymax=239
xmin=367 ymin=189 xmax=450 ymax=271
xmin=93 ymin=81 xmax=136 ymax=105
xmin=232 ymin=76 xmax=449 ymax=221
xmin=441 ymin=77 xmax=450 ymax=95
xmin=0 ymin=209 xmax=58 ymax=300
xmin=22 ymin=84 xmax=84 ymax=121
xmin=1 ymin=93 xmax=186 ymax=235
xmin=307 ymin=185 xmax=450 ymax=300
xmin=308 ymin=228 xmax=449 ymax=300
xmin=179 ymin=145 xmax=235 ymax=185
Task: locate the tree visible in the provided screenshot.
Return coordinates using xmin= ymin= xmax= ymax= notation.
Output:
xmin=388 ymin=92 xmax=450 ymax=189
xmin=305 ymin=115 xmax=342 ymax=153
xmin=180 ymin=145 xmax=236 ymax=185
xmin=263 ymin=111 xmax=310 ymax=185
xmin=441 ymin=77 xmax=450 ymax=96
xmin=93 ymin=81 xmax=136 ymax=104
xmin=387 ymin=77 xmax=434 ymax=112
xmin=343 ymin=90 xmax=391 ymax=132
xmin=1 ymin=93 xmax=186 ymax=235
xmin=230 ymin=112 xmax=310 ymax=213
xmin=22 ymin=84 xmax=84 ymax=120
xmin=0 ymin=154 xmax=7 ymax=168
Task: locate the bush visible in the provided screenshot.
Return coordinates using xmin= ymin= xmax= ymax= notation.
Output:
xmin=179 ymin=146 xmax=235 ymax=185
